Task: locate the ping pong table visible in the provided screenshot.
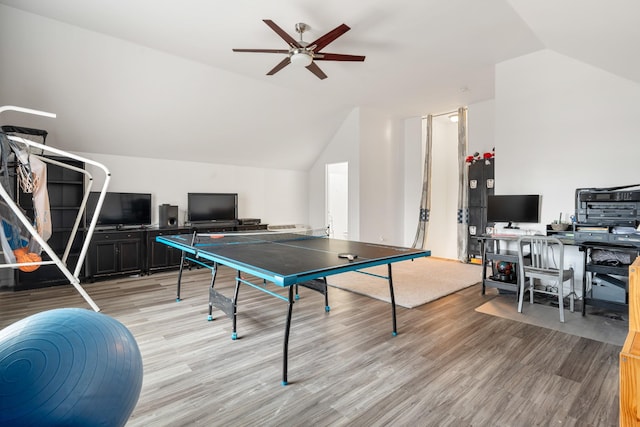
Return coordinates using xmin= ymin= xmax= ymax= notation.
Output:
xmin=156 ymin=230 xmax=430 ymax=385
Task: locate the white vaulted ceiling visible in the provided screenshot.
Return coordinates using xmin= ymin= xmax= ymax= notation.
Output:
xmin=0 ymin=0 xmax=638 ymax=170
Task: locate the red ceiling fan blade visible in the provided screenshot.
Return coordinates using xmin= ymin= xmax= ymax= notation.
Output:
xmin=308 ymin=24 xmax=350 ymax=52
xmin=266 ymin=57 xmax=291 ymax=75
xmin=314 ymin=53 xmax=366 ymax=62
xmin=232 ymin=48 xmax=290 ymax=54
xmin=263 ymin=19 xmax=301 ymax=48
xmin=306 ymin=62 xmax=327 ymax=80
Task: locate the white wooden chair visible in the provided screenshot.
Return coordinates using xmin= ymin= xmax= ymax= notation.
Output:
xmin=517 ymin=235 xmax=576 ymax=322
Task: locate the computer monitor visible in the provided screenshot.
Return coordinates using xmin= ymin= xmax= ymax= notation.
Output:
xmin=486 ymin=194 xmax=540 ymax=229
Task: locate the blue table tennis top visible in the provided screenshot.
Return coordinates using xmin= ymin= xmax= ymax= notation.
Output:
xmin=156 ymin=232 xmax=430 ymax=287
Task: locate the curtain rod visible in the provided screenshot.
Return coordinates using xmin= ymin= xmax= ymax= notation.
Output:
xmin=422 ymin=107 xmax=467 ymax=119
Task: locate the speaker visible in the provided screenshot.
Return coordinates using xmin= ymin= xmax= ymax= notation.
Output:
xmin=158 ymin=204 xmax=178 ymax=228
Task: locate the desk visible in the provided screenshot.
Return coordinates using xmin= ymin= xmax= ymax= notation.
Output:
xmin=478 ymin=235 xmax=524 ymax=295
xmin=479 ymin=234 xmax=638 ymax=316
xmin=156 ymin=230 xmax=430 ymax=385
xmin=477 ymin=234 xmax=575 ymax=296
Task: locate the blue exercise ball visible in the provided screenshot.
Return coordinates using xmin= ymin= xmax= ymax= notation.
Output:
xmin=0 ymin=308 xmax=143 ymax=427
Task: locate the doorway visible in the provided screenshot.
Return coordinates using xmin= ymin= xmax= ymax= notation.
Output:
xmin=424 ymin=116 xmax=459 ymax=259
xmin=326 ymin=162 xmax=348 ymax=240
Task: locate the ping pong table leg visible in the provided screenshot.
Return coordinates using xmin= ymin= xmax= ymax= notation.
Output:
xmin=295 ymin=279 xmax=330 ymax=312
xmin=388 ymin=264 xmax=398 ymax=336
xmin=322 ymin=277 xmax=330 ymax=312
xmin=207 ymin=263 xmax=218 ymax=321
xmin=282 ymin=285 xmax=294 ymax=386
xmin=175 ymin=250 xmax=186 ymax=302
xmin=231 ymin=271 xmax=241 ymax=340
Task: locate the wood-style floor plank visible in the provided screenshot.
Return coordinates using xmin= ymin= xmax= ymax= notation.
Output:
xmin=0 ymin=266 xmax=621 ymax=426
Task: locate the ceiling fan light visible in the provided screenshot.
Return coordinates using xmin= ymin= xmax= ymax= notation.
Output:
xmin=290 ymin=51 xmax=313 ymax=67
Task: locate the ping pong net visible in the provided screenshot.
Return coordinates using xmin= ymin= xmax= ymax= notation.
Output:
xmin=192 ymin=227 xmax=329 ymax=247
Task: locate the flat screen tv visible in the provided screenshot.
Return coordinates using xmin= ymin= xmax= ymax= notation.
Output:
xmin=486 ymin=194 xmax=540 ymax=229
xmin=87 ymin=192 xmax=152 ymax=227
xmin=187 ymin=193 xmax=238 ymax=223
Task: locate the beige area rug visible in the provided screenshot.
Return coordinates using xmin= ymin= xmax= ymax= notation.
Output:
xmin=327 ymin=257 xmax=481 ymax=308
xmin=475 ymin=294 xmax=628 ymax=346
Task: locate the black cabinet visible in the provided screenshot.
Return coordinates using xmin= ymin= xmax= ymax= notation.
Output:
xmin=84 ymin=224 xmax=271 ymax=280
xmin=146 ymin=227 xmax=191 ymax=273
xmin=14 ymin=157 xmax=86 ymax=290
xmin=85 ymin=230 xmax=144 ymax=280
xmin=467 ymin=159 xmax=494 ymax=262
xmin=581 ymin=244 xmax=639 ymax=315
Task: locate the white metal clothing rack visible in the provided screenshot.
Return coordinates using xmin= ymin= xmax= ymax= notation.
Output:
xmin=0 ymin=105 xmax=111 ymax=311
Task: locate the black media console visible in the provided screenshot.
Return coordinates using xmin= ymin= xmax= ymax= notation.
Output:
xmin=84 ymin=223 xmax=268 ymax=281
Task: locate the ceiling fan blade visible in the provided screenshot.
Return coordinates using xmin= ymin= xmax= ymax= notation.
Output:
xmin=266 ymin=57 xmax=291 ymax=75
xmin=308 ymin=24 xmax=350 ymax=52
xmin=233 ymin=48 xmax=290 ymax=54
xmin=263 ymin=19 xmax=301 ymax=48
xmin=306 ymin=62 xmax=327 ymax=80
xmin=314 ymin=53 xmax=366 ymax=62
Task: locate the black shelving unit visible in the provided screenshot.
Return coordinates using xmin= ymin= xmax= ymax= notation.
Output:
xmin=14 ymin=156 xmax=86 ymax=290
xmin=467 ymin=159 xmax=494 ymax=263
xmin=479 ymin=235 xmax=521 ymax=295
xmin=580 ymin=243 xmax=639 ymax=315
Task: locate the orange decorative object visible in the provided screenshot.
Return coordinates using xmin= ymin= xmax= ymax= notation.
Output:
xmin=13 ymin=246 xmax=42 ymax=272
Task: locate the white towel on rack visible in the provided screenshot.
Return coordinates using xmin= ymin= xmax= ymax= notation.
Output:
xmin=29 ymin=156 xmax=51 ymax=252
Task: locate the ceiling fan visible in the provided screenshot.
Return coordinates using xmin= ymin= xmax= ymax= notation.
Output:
xmin=232 ymin=20 xmax=366 ymax=80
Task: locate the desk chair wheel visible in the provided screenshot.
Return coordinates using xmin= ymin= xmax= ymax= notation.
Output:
xmin=231 ymin=332 xmax=237 ymax=340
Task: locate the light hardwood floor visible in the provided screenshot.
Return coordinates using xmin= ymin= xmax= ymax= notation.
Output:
xmin=0 ymin=267 xmax=621 ymax=426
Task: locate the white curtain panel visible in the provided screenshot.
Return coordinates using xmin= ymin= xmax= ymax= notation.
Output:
xmin=456 ymin=107 xmax=469 ymax=261
xmin=412 ymin=114 xmax=432 ymax=249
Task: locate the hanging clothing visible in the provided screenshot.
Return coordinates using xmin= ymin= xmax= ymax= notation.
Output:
xmin=0 ymin=132 xmax=51 ymax=262
xmin=27 ymin=155 xmax=52 ymax=251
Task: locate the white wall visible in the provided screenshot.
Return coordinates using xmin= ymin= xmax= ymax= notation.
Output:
xmin=496 ymin=49 xmax=640 ymax=227
xmin=494 ymin=49 xmax=640 ymax=281
xmin=309 ymin=107 xmax=407 ymax=245
xmin=358 ymin=108 xmax=405 ymax=244
xmin=403 ymin=117 xmax=423 ymax=246
xmin=308 ymin=108 xmax=360 ymax=238
xmin=467 ymin=100 xmax=495 ymax=155
xmin=80 ymin=152 xmax=308 ymax=227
